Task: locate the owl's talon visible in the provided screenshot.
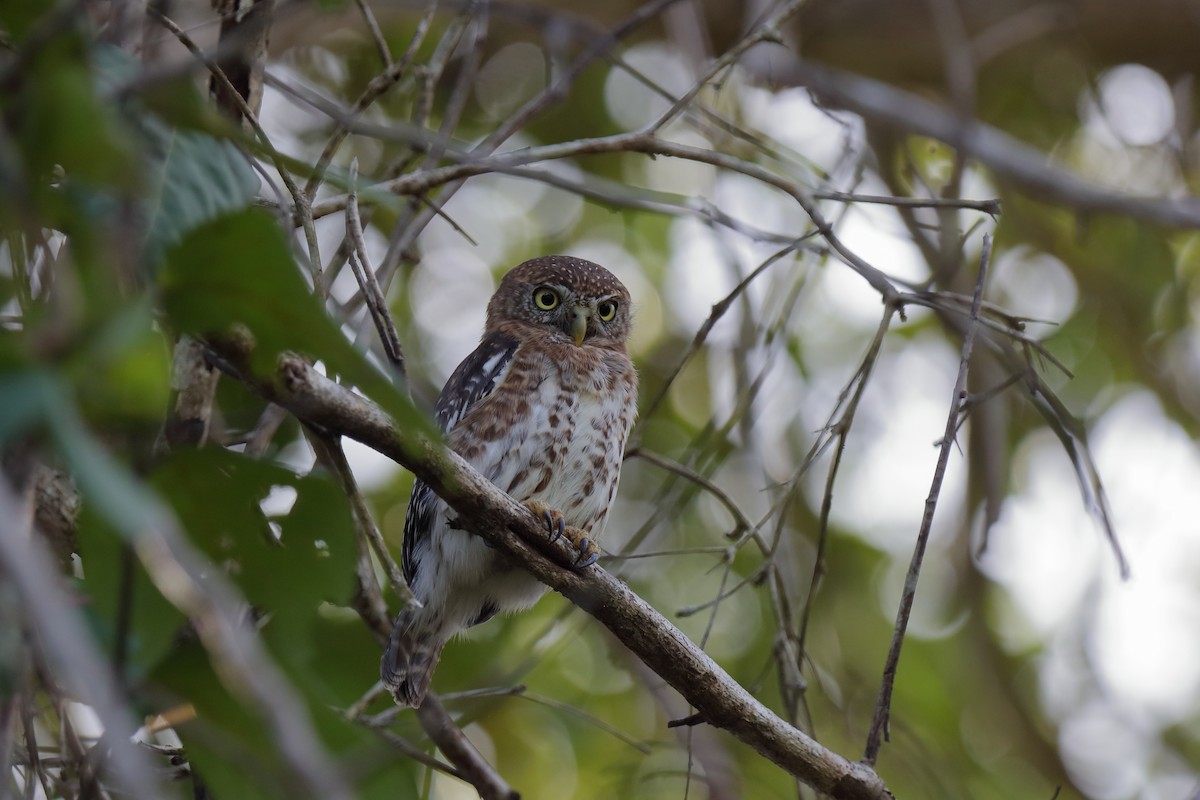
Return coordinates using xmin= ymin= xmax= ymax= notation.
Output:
xmin=525 ymin=500 xmax=599 ymax=570
xmin=574 ymin=540 xmax=599 ymax=569
xmin=538 ymin=508 xmax=566 ymax=543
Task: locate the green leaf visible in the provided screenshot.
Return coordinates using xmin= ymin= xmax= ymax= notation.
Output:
xmin=159 ymin=208 xmax=430 ymax=434
xmin=0 ymin=368 xmax=174 ymax=539
xmin=77 ymin=505 xmax=186 ymax=682
xmin=150 ymin=448 xmax=357 ymax=643
xmin=90 ymin=45 xmax=261 ymax=273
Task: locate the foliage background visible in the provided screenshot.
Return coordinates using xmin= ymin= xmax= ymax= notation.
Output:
xmin=2 ymin=0 xmax=1199 ymax=798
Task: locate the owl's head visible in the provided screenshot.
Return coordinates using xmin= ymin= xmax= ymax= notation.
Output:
xmin=486 ymin=256 xmax=633 ymax=350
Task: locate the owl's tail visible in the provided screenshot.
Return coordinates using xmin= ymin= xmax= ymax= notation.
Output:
xmin=381 ymin=605 xmax=445 ymax=707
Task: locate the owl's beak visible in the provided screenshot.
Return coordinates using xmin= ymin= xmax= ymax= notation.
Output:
xmin=571 ymin=306 xmax=590 ymax=346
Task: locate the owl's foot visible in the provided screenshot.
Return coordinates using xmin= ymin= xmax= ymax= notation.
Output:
xmin=526 ymin=501 xmax=600 ymax=569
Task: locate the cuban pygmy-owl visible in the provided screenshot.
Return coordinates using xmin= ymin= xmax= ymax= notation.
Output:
xmin=381 ymin=256 xmax=639 ymax=706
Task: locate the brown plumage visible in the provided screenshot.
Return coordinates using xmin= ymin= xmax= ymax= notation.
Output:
xmin=382 ymin=256 xmax=639 ymax=706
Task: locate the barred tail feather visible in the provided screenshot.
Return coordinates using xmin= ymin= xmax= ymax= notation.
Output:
xmin=381 ymin=607 xmax=445 ymax=707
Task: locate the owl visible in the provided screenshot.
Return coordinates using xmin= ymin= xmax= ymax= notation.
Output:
xmin=381 ymin=256 xmax=639 ymax=707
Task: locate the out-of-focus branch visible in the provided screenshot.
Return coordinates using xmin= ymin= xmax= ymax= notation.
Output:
xmin=156 ymin=336 xmax=219 ymax=451
xmin=753 ymin=55 xmax=1200 ymax=229
xmin=213 ymin=348 xmax=893 ymax=800
xmin=209 ymin=0 xmax=273 ymax=122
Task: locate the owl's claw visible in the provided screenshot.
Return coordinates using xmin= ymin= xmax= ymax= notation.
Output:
xmin=574 ymin=539 xmax=599 ymax=569
xmin=526 ymin=501 xmax=600 ymax=570
xmin=542 ymin=510 xmax=566 ymax=544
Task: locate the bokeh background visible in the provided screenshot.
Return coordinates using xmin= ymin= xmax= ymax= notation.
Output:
xmin=3 ymin=0 xmax=1200 ymax=798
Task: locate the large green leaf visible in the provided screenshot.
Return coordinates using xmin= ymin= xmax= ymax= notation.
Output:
xmin=150 ymin=449 xmax=357 ymax=640
xmin=91 ymin=45 xmax=261 ymax=273
xmin=158 ymin=208 xmax=429 ymax=433
xmin=77 ymin=504 xmax=186 ymax=685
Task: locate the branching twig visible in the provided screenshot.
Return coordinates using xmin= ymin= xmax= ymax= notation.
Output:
xmin=863 ymin=234 xmax=993 ymax=765
xmin=346 ymin=159 xmax=407 ymax=379
xmin=795 ymin=305 xmax=896 ymax=661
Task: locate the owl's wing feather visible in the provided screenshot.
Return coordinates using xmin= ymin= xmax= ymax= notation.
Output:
xmin=402 ymin=330 xmax=520 ymax=585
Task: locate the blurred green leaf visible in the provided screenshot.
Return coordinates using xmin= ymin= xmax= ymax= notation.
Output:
xmin=158 ymin=208 xmax=430 ymax=434
xmin=150 ymin=448 xmax=357 ymax=642
xmin=77 ymin=504 xmax=185 ymax=682
xmin=91 ymin=45 xmax=261 ymax=273
xmin=9 ymin=37 xmax=137 ymax=192
xmin=0 ymin=367 xmax=172 ymax=538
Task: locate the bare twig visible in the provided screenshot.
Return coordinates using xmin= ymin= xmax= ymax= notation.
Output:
xmin=346 ymin=159 xmax=407 ymax=379
xmin=863 ymin=234 xmax=993 ymax=765
xmin=759 ymin=56 xmax=1200 ymax=229
xmin=307 ymin=431 xmax=394 ymax=641
xmin=625 ymin=448 xmax=752 ymax=538
xmin=303 ymin=1 xmax=436 ymax=200
xmin=354 ymin=0 xmax=392 ymax=68
xmin=310 ymin=428 xmax=412 ymax=608
xmin=795 ymin=305 xmax=896 ymax=658
xmin=415 ymin=693 xmax=521 ymax=800
xmin=640 ymin=243 xmax=809 ymax=422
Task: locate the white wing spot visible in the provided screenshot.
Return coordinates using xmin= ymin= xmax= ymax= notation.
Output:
xmin=481 ymin=351 xmax=506 ymax=375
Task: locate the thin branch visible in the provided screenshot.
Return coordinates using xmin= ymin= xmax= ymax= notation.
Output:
xmin=310 ymin=428 xmax=412 ymax=607
xmin=640 ymin=243 xmax=808 ymax=422
xmin=303 ymin=1 xmax=436 ymax=200
xmin=212 ymin=347 xmax=894 ymax=800
xmin=863 ymin=234 xmax=993 ymax=765
xmin=760 ymin=56 xmax=1200 ymax=229
xmin=415 ymin=693 xmax=520 ymax=800
xmin=354 ymin=0 xmax=392 ymax=68
xmin=147 ymin=8 xmax=323 ymax=287
xmin=813 ymin=191 xmax=999 ymax=214
xmin=346 ymin=159 xmax=407 ymax=379
xmin=519 ymin=692 xmax=651 ymax=755
xmin=625 ymin=448 xmax=752 ymax=538
xmin=795 ymin=305 xmax=896 ymax=659
xmin=307 ymin=430 xmax=396 ymax=641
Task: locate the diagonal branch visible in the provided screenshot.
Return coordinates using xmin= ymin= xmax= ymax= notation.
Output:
xmin=214 ymin=347 xmax=894 ymax=800
xmin=757 ymin=56 xmax=1200 ymax=229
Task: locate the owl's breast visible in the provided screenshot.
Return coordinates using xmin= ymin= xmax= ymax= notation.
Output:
xmin=452 ymin=347 xmax=636 ymax=534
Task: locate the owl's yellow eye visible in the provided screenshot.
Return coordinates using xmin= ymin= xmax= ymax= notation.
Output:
xmin=596 ymin=300 xmax=617 ymax=321
xmin=533 ymin=287 xmax=559 ymax=310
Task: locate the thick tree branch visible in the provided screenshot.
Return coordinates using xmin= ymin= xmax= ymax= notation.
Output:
xmin=220 ymin=350 xmax=892 ymax=800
